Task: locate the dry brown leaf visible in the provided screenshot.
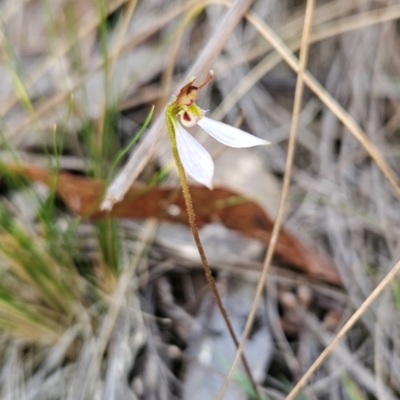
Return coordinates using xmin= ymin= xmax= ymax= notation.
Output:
xmin=3 ymin=163 xmax=341 ymax=285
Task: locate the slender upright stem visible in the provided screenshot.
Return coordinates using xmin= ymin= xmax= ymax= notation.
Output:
xmin=165 ymin=113 xmax=260 ymax=400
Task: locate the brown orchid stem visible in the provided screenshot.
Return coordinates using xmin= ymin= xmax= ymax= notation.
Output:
xmin=165 ymin=114 xmax=260 ymax=400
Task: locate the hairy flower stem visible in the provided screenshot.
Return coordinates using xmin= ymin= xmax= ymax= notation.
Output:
xmin=165 ymin=114 xmax=260 ymax=400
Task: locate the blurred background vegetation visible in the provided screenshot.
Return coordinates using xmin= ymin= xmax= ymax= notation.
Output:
xmin=1 ymin=0 xmax=400 ymax=399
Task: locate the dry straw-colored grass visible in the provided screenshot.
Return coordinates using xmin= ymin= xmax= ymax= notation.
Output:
xmin=1 ymin=0 xmax=400 ymax=399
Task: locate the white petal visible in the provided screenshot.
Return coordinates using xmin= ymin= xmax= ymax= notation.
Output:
xmin=197 ymin=116 xmax=270 ymax=148
xmin=174 ymin=122 xmax=214 ymax=189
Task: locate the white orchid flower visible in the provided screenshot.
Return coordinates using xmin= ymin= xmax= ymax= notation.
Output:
xmin=165 ymin=71 xmax=270 ymax=189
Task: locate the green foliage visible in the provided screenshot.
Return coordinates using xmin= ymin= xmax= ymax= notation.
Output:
xmin=0 ymin=202 xmax=80 ymax=342
xmin=232 ymin=368 xmax=270 ymax=400
xmin=342 ymin=374 xmax=366 ymax=400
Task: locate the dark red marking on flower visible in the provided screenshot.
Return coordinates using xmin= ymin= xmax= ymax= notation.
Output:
xmin=182 ymin=112 xmax=192 ymax=122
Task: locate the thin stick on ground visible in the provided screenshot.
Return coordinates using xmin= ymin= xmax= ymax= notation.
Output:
xmin=74 ymin=219 xmax=158 ymax=399
xmin=286 ymin=259 xmax=400 ymax=400
xmin=215 ymin=0 xmax=315 ymax=398
xmin=213 ymin=3 xmax=400 ymax=122
xmin=246 ymin=11 xmax=400 ymax=198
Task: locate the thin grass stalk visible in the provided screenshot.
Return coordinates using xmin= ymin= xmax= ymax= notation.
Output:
xmin=215 ymin=0 xmax=315 ymax=398
xmin=212 ymin=4 xmax=400 ymax=123
xmin=286 ymin=259 xmax=400 ymax=400
xmin=245 ymin=12 xmax=400 ymax=198
xmin=75 ymin=219 xmax=157 ymax=398
xmin=96 ymin=0 xmax=138 ymax=155
xmin=158 ymin=6 xmax=200 ymax=109
xmin=0 ymin=0 xmax=131 ymax=117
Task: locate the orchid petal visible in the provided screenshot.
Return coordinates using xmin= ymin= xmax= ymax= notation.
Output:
xmin=174 ymin=121 xmax=214 ymax=189
xmin=197 ymin=116 xmax=270 ymax=148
